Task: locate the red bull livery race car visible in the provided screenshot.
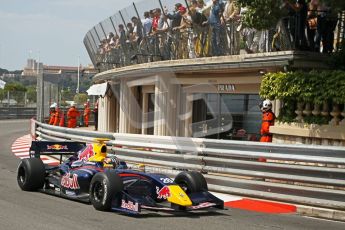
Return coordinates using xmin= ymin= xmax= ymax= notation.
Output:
xmin=17 ymin=140 xmax=224 ymax=214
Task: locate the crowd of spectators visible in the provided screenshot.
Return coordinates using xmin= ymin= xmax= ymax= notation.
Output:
xmin=94 ymin=0 xmax=340 ymax=69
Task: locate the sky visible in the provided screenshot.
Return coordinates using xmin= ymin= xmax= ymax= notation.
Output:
xmin=0 ymin=0 xmax=134 ymax=71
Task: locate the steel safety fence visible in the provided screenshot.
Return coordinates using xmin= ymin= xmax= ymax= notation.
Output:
xmin=85 ymin=0 xmax=321 ymax=72
xmin=33 ymin=119 xmax=345 ymax=210
xmin=84 ymin=1 xmax=345 ymax=72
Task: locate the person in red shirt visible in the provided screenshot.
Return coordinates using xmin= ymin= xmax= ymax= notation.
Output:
xmin=260 ymin=99 xmax=276 ymax=142
xmin=48 ymin=103 xmax=57 ymax=125
xmin=83 ymin=101 xmax=91 ymax=127
xmin=67 ymin=103 xmax=80 ymax=128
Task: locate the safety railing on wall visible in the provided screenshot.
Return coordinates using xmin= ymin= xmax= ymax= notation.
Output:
xmin=32 ymin=119 xmax=345 ymax=210
xmin=84 ymin=1 xmax=344 ymax=73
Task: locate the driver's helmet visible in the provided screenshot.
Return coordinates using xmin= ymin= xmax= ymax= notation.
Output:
xmin=105 ymin=155 xmax=120 ymax=168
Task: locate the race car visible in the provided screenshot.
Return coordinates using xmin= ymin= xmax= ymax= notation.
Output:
xmin=17 ymin=140 xmax=224 ymax=214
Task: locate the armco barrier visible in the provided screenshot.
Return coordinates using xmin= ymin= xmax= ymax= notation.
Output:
xmin=33 ymin=120 xmax=345 ymax=210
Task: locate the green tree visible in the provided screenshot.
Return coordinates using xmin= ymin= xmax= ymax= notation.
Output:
xmin=26 ymin=86 xmax=37 ymax=103
xmin=237 ymin=0 xmax=345 ymax=30
xmin=0 ymin=89 xmax=5 ymax=102
xmin=73 ymin=93 xmax=88 ymax=105
xmin=4 ymin=82 xmax=27 ymax=105
xmin=237 ymin=0 xmax=284 ymax=30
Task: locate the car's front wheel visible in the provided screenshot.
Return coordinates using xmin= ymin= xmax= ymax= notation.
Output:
xmin=17 ymin=158 xmax=45 ymax=191
xmin=89 ymin=171 xmax=123 ymax=211
xmin=174 ymin=171 xmax=208 ymax=194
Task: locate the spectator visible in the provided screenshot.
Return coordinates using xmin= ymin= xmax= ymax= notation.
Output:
xmin=67 ymin=102 xmax=80 ymax=128
xmin=207 ymin=0 xmax=225 ymax=56
xmin=131 ymin=16 xmax=143 ymax=45
xmin=142 ymin=11 xmax=152 ymax=36
xmin=173 ymin=6 xmax=193 ymax=59
xmin=284 ymin=0 xmax=308 ymax=50
xmin=190 ymin=6 xmax=209 ymax=57
xmin=223 ymin=0 xmax=241 ymax=54
xmin=307 ymin=0 xmax=319 ymax=51
xmin=126 ymin=22 xmax=134 ymax=41
xmin=314 ymin=2 xmax=337 ymax=53
xmin=166 ymin=3 xmax=183 ymax=28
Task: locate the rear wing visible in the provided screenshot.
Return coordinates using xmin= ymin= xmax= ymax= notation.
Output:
xmin=29 ymin=141 xmax=86 ymax=163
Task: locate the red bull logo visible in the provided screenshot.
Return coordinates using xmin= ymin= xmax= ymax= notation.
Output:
xmin=61 ymin=173 xmax=80 ymax=190
xmin=78 ymin=144 xmax=94 ymax=160
xmin=156 ymin=186 xmax=171 ymax=199
xmin=47 ymin=144 xmax=68 ymax=150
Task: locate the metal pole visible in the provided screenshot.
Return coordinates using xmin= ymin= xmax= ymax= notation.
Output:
xmin=76 ymin=56 xmax=80 ymax=94
xmin=109 ymin=16 xmax=119 ymax=36
xmin=133 ymin=2 xmax=151 ymax=53
xmin=36 ymin=55 xmax=44 ymax=122
xmin=93 ymin=27 xmax=101 ymax=42
xmin=89 ymin=31 xmax=99 ymax=50
xmin=99 ymin=23 xmax=107 ymax=38
xmin=119 ymin=11 xmax=128 ymax=31
xmin=7 ymin=91 xmax=9 ymax=108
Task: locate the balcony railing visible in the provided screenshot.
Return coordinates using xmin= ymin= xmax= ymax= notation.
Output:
xmin=83 ymin=0 xmax=344 ymax=72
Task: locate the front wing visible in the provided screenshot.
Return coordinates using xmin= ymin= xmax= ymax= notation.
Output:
xmin=111 ymin=190 xmax=224 ymax=214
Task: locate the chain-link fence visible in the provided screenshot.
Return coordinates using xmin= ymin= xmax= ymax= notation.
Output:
xmin=83 ymin=1 xmax=344 ymax=72
xmin=0 ymin=91 xmax=36 ymax=108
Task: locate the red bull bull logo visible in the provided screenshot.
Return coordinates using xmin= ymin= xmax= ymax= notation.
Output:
xmin=47 ymin=144 xmax=68 ymax=150
xmin=78 ymin=144 xmax=94 ymax=160
xmin=156 ymin=186 xmax=171 ymax=199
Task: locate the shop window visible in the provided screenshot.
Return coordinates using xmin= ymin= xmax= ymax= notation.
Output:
xmin=192 ymin=93 xmax=261 ymax=141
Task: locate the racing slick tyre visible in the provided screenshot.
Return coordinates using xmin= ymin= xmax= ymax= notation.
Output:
xmin=174 ymin=171 xmax=208 ymax=194
xmin=17 ymin=158 xmax=45 ymax=191
xmin=89 ymin=171 xmax=124 ymax=211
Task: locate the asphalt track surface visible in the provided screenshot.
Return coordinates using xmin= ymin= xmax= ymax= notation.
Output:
xmin=1 ymin=120 xmax=344 ymax=230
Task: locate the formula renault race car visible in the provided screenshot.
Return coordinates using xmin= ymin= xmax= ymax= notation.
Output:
xmin=17 ymin=140 xmax=224 ymax=214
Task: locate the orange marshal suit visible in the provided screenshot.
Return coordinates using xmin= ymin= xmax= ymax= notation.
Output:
xmin=67 ymin=107 xmax=80 ymax=128
xmin=260 ymin=110 xmax=275 ymax=142
xmin=83 ymin=106 xmax=91 ymax=127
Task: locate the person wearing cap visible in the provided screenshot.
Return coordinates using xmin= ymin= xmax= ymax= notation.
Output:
xmin=173 ymin=6 xmax=192 ymax=59
xmin=67 ymin=103 xmax=80 ymax=128
xmin=166 ymin=3 xmax=183 ymax=28
xmin=83 ymin=101 xmax=91 ymax=127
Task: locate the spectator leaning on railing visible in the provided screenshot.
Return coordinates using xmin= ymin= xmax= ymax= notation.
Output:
xmin=205 ymin=0 xmax=225 ymax=56
xmin=223 ymin=0 xmax=241 ymax=55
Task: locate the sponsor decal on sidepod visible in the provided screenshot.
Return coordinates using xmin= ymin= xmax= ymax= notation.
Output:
xmin=61 ymin=173 xmax=80 ymax=189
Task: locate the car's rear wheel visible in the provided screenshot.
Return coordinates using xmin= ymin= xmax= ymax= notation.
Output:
xmin=174 ymin=171 xmax=208 ymax=194
xmin=89 ymin=171 xmax=123 ymax=211
xmin=17 ymin=158 xmax=45 ymax=191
